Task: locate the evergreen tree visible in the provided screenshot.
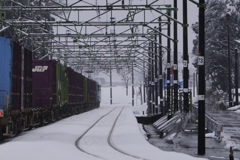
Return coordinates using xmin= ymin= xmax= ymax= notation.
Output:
xmin=192 ymin=0 xmax=240 ymax=109
xmin=0 ymin=0 xmax=61 ymax=59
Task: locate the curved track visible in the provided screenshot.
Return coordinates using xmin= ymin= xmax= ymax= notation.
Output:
xmin=75 ymin=107 xmax=150 ymax=160
xmin=75 ymin=107 xmax=117 ymax=159
xmin=107 ymin=108 xmax=150 ymax=160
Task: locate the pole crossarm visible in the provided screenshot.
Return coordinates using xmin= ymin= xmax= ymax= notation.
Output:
xmin=189 ymin=0 xmax=199 ymax=6
xmin=150 ymin=6 xmax=184 ymax=26
xmin=146 ymin=25 xmax=175 ymax=42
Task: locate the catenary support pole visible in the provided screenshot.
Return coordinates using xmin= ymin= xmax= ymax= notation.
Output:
xmin=198 ymin=0 xmax=206 ymax=155
xmin=148 ymin=42 xmax=152 ymax=114
xmin=143 ymin=61 xmax=146 ymax=103
xmin=183 ymin=0 xmax=189 ymax=113
xmin=140 ymin=83 xmax=143 ymax=105
xmin=228 ymin=19 xmax=232 ymax=107
xmin=235 ymin=48 xmax=239 ymax=105
xmin=173 ymin=0 xmax=178 ymax=113
xmin=193 ymin=72 xmax=196 ymax=97
xmin=159 ymin=17 xmax=164 ymax=115
xmin=167 ymin=9 xmax=171 ymax=117
xmin=151 ymin=40 xmax=155 ymax=114
xmin=132 ymin=61 xmax=134 ymax=106
xmin=154 ymin=28 xmax=159 ymax=114
xmin=110 ymin=65 xmax=112 ymax=105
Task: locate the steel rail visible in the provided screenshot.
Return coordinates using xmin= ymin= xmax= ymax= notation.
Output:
xmin=74 ymin=107 xmax=117 ymax=160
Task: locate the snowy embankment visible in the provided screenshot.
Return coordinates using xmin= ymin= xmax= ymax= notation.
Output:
xmin=0 ymin=106 xmax=115 ymax=160
xmin=0 ymin=105 xmax=207 ymax=160
xmin=0 ymin=86 xmax=208 ymax=160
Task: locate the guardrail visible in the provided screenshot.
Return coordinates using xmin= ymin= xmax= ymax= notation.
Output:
xmin=192 ymin=105 xmax=222 ymax=140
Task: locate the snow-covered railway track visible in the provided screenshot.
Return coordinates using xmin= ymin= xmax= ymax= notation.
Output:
xmin=75 ymin=106 xmax=149 ymax=160
xmin=107 ymin=108 xmax=150 ymax=160
xmin=75 ymin=107 xmax=117 ymax=159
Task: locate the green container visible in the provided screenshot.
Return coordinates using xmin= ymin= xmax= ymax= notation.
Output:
xmin=56 ymin=62 xmax=69 ymax=106
xmin=61 ymin=65 xmax=68 ymax=105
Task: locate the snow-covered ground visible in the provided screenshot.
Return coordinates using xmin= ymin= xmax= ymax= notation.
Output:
xmin=0 ymin=86 xmax=207 ymax=160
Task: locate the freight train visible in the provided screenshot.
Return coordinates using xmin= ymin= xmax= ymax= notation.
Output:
xmin=0 ymin=37 xmax=101 ymax=140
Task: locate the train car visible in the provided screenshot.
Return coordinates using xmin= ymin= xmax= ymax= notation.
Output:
xmin=83 ymin=77 xmax=100 ymax=109
xmin=32 ymin=60 xmax=69 ymax=107
xmin=0 ymin=40 xmax=101 ymax=140
xmin=96 ymin=83 xmax=101 ymax=104
xmin=67 ymin=67 xmax=84 ymax=104
xmin=32 ymin=60 xmax=100 ymax=120
xmin=0 ymin=37 xmax=12 ymax=114
xmin=0 ymin=37 xmax=33 ymax=139
xmin=32 ymin=60 xmax=72 ymax=120
xmin=32 ymin=60 xmax=57 ymax=107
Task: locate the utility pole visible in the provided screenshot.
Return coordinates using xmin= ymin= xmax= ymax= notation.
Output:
xmin=151 ymin=40 xmax=155 ymax=114
xmin=173 ymin=0 xmax=178 ymax=113
xmin=235 ymin=48 xmax=239 ymax=105
xmin=193 ymin=72 xmax=196 ymax=97
xmin=148 ymin=42 xmax=152 ymax=114
xmin=159 ymin=17 xmax=164 ymax=115
xmin=227 ymin=13 xmax=232 ymax=108
xmin=183 ymin=0 xmax=189 ymax=113
xmin=140 ymin=83 xmax=143 ymax=105
xmin=110 ymin=64 xmax=112 ymax=105
xmin=167 ymin=9 xmax=171 ymax=118
xmin=132 ymin=61 xmax=134 ymax=106
xmin=198 ymin=0 xmax=206 ymax=155
xmin=154 ymin=28 xmax=159 ymax=114
xmin=143 ymin=61 xmax=146 ymax=103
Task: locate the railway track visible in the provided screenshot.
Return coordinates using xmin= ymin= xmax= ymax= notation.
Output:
xmin=75 ymin=106 xmax=150 ymax=160
xmin=75 ymin=107 xmax=117 ymax=159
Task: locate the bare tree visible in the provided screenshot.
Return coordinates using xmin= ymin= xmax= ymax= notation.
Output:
xmin=119 ymin=68 xmax=131 ymax=96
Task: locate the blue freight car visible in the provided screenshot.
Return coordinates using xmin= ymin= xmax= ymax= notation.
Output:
xmin=0 ymin=37 xmax=12 ymax=113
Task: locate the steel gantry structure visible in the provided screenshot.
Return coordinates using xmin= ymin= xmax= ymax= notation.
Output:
xmin=0 ymin=0 xmax=193 ymax=126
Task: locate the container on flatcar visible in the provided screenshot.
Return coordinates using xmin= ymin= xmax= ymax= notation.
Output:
xmin=23 ymin=48 xmax=33 ymax=109
xmin=12 ymin=42 xmax=32 ymax=110
xmin=67 ymin=67 xmax=84 ymax=104
xmin=77 ymin=72 xmax=84 ymax=103
xmin=67 ymin=67 xmax=74 ymax=103
xmin=83 ymin=76 xmax=101 ymax=108
xmin=56 ymin=63 xmax=68 ymax=105
xmin=0 ymin=37 xmax=32 ymax=112
xmin=0 ymin=37 xmax=12 ymax=112
xmin=96 ymin=83 xmax=101 ymax=103
xmin=32 ymin=60 xmax=69 ymax=107
xmin=88 ymin=78 xmax=97 ymax=103
xmin=32 ymin=60 xmax=57 ymax=107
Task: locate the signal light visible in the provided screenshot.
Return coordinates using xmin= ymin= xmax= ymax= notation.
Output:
xmin=0 ymin=110 xmax=4 ymax=117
